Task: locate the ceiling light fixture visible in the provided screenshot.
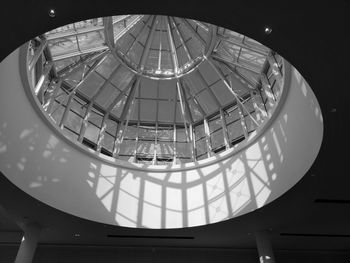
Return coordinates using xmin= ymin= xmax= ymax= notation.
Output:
xmin=48 ymin=9 xmax=56 ymax=18
xmin=264 ymin=26 xmax=272 ymax=34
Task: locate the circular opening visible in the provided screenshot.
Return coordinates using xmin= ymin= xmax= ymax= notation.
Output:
xmin=25 ymin=14 xmax=285 ymax=167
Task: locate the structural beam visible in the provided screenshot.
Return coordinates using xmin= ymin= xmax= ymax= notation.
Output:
xmin=125 ymin=16 xmax=152 ymax=56
xmin=103 ymin=17 xmax=115 ymax=50
xmin=53 ymin=46 xmax=109 ymax=61
xmin=267 ymin=52 xmax=283 ymax=88
xmin=177 ymin=81 xmax=195 ymax=161
xmin=217 ymin=33 xmax=269 ymax=56
xmin=166 ymin=16 xmax=179 ymax=76
xmin=207 ymin=57 xmax=259 ymax=127
xmin=34 ymin=61 xmax=53 ymax=96
xmin=78 ymin=102 xmax=94 ymax=142
xmin=182 ymin=79 xmax=206 ymax=117
xmin=211 ymin=54 xmax=261 ymax=75
xmin=51 ymin=53 xmax=107 ymax=115
xmin=58 ymin=50 xmax=109 ymax=79
xmin=113 ymin=77 xmax=139 ymax=157
xmin=220 ymin=60 xmax=260 ymax=90
xmin=172 ymin=87 xmax=178 ymax=164
xmin=87 ymin=63 xmax=123 ymax=107
xmin=181 ymin=18 xmax=206 ymax=46
xmin=196 ymin=68 xmax=221 ymax=108
xmin=29 ymin=38 xmax=48 ymax=71
xmin=43 ymin=79 xmax=61 ymax=111
xmin=220 ymin=108 xmax=230 ymax=149
xmin=139 ymin=15 xmax=157 ymax=70
xmin=170 ymin=17 xmax=193 ymax=60
xmin=58 ymin=95 xmax=74 ymax=129
xmin=260 ymin=72 xmax=276 ymax=116
xmin=203 ymin=117 xmax=212 ymax=157
xmin=46 ymin=16 xmax=132 ymax=41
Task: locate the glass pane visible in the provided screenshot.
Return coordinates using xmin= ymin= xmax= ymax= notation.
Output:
xmin=176 ymin=142 xmax=191 ymax=158
xmin=119 ymin=139 xmax=136 ymax=155
xmin=176 ymin=128 xmax=187 ymax=142
xmin=84 ymin=123 xmax=99 ymax=143
xmin=209 ymin=116 xmax=222 ymax=133
xmin=227 ymin=121 xmax=244 ymax=142
xmin=194 ymin=124 xmax=205 ymax=139
xmin=158 ymin=142 xmax=174 ymax=155
xmin=50 ymin=103 xmax=65 ymax=124
xmin=65 ymin=110 xmax=83 ymax=133
xmin=79 ymin=72 xmax=104 ymax=98
xmin=77 ymin=31 xmax=105 ymax=51
xmin=124 ymin=125 xmax=138 ymax=139
xmin=88 ymin=110 xmax=103 ymax=128
xmin=195 ymin=138 xmax=207 ymax=156
xmin=138 ymin=126 xmax=156 ymax=140
xmin=137 ymin=140 xmax=155 ymax=154
xmin=70 ymin=98 xmax=86 ymax=117
xmin=210 ymin=130 xmax=224 ymax=150
xmin=157 ymin=127 xmax=173 ymax=141
xmin=48 ymin=35 xmax=78 ymax=57
xmin=101 ymin=133 xmax=114 ymax=153
xmin=105 ymin=118 xmax=118 ymax=136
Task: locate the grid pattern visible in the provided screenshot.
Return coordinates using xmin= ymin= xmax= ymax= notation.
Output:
xmin=26 ymin=15 xmax=284 ymax=165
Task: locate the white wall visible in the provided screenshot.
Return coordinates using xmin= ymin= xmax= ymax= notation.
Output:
xmin=0 ymin=47 xmax=323 ymax=229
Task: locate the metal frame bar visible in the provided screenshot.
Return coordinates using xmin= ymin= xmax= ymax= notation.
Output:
xmin=220 ymin=108 xmax=230 ymax=149
xmin=139 ymin=15 xmax=157 ymax=70
xmin=203 ymin=117 xmax=212 ymax=157
xmin=44 ymin=79 xmax=62 ymax=112
xmin=46 ymin=15 xmax=132 ymax=41
xmin=181 ymin=18 xmax=207 ymax=46
xmin=96 ymin=111 xmax=109 ymax=152
xmin=211 ymin=54 xmax=261 ymax=75
xmin=51 ymin=53 xmax=108 ymax=115
xmin=34 ymin=61 xmax=53 ymax=95
xmin=125 ymin=16 xmax=152 ymax=56
xmin=177 ymin=80 xmax=195 ymax=161
xmin=207 ymin=57 xmax=259 ymax=127
xmin=113 ymin=77 xmax=139 ymax=157
xmin=172 ymin=85 xmax=178 ymax=164
xmin=179 ymin=80 xmax=194 ymax=124
xmin=59 ymin=95 xmax=74 ymax=129
xmin=179 ymin=79 xmax=196 ymax=160
xmin=152 ymin=81 xmax=160 ymax=164
xmin=113 ymin=16 xmax=143 ymax=43
xmin=261 ymin=72 xmax=276 ymax=101
xmin=221 ymin=61 xmax=260 ymax=90
xmin=237 ymin=99 xmax=249 ymax=139
xmin=166 ymin=16 xmax=179 ymax=76
xmin=182 ymin=78 xmax=206 ymax=117
xmin=196 ymin=68 xmax=221 ymax=108
xmin=103 ymin=17 xmax=115 ymax=50
xmin=267 ymin=52 xmax=283 ymax=88
xmin=217 ymin=33 xmax=269 ymax=56
xmin=29 ymin=38 xmax=48 ymax=70
xmin=78 ymin=101 xmax=94 ymax=142
xmin=52 ymin=46 xmax=109 ymax=61
xmin=85 ymin=63 xmax=123 ymax=107
xmin=58 ymin=50 xmax=109 ymax=79
xmin=170 ymin=17 xmax=193 ymax=60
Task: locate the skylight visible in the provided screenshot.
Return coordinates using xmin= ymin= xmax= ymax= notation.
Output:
xmin=25 ymin=15 xmax=285 ymax=165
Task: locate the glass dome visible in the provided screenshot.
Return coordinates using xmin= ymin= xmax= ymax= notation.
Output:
xmin=26 ymin=15 xmax=285 ymax=165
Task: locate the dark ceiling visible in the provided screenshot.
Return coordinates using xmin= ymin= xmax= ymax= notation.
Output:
xmin=0 ymin=0 xmax=349 ymax=253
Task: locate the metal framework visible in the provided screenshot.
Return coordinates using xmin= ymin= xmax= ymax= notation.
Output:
xmin=26 ymin=14 xmax=285 ymax=165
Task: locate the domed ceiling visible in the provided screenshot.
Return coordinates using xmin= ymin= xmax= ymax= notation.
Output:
xmin=27 ymin=15 xmax=284 ymax=165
